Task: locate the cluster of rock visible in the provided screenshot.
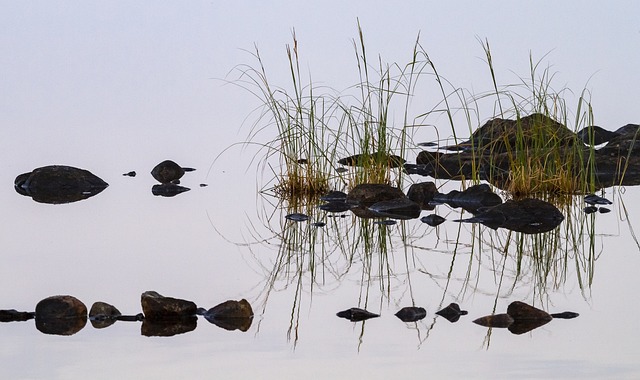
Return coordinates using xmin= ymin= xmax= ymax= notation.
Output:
xmin=0 ymin=291 xmax=253 ymax=337
xmin=406 ymin=113 xmax=640 ymax=189
xmin=288 ymin=182 xmax=565 ymax=234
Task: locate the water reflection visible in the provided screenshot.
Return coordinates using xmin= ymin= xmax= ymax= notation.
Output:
xmin=227 ymin=183 xmax=618 ymax=348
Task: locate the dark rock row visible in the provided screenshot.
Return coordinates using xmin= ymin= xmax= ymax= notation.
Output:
xmin=420 ymin=214 xmax=446 ymax=227
xmin=151 ymin=160 xmax=195 ymax=184
xmin=152 ymin=183 xmax=190 ymax=197
xmin=395 ymin=307 xmax=427 ymax=322
xmin=338 ymin=153 xmax=406 ymax=168
xmin=0 ymin=309 xmax=34 ymax=322
xmin=346 ymin=183 xmax=406 ymax=207
xmin=435 ymin=303 xmax=468 ymax=322
xmin=140 ymin=291 xmax=197 ymax=320
xmin=35 ymin=295 xmax=87 ymax=335
xmin=14 ymin=165 xmax=108 ymax=204
xmin=203 ymin=299 xmax=254 ymax=332
xmin=336 ymin=307 xmax=380 ymax=322
xmin=141 ymin=316 xmax=197 ymax=337
xmin=454 ymin=198 xmax=564 ymax=234
xmin=368 ymin=197 xmax=421 ymax=220
xmin=407 ymin=181 xmax=437 ymax=209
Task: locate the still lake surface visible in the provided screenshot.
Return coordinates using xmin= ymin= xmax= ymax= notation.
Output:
xmin=2 ymin=149 xmax=639 ymax=379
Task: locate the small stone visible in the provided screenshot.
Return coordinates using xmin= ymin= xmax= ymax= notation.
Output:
xmin=336 ymin=307 xmax=379 ymax=322
xmin=420 ymin=214 xmax=446 ymax=227
xmin=395 ymin=307 xmax=426 ymax=322
xmin=141 ymin=291 xmax=197 ymax=320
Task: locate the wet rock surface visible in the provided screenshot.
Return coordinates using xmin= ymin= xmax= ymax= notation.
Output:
xmin=368 ymin=197 xmax=421 ymax=220
xmin=395 ymin=307 xmax=426 ymax=322
xmin=140 ymin=291 xmax=197 ymax=320
xmin=336 ymin=307 xmax=380 ymax=322
xmin=203 ymin=299 xmax=254 ymax=332
xmin=35 ymin=295 xmax=88 ymax=335
xmin=435 ymin=303 xmax=468 ymax=322
xmin=407 ymin=181 xmax=438 ymax=209
xmin=151 ymin=160 xmax=195 ymax=184
xmin=15 ymin=165 xmax=108 ymax=204
xmin=346 ymin=184 xmax=406 ymax=206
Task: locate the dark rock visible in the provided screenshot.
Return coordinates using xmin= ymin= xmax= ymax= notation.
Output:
xmin=152 ymin=183 xmax=190 ymax=197
xmin=199 ymin=183 xmax=208 ymax=187
xmin=395 ymin=307 xmax=426 ymax=322
xmin=435 ymin=303 xmax=468 ymax=322
xmin=583 ymin=206 xmax=598 ymax=214
xmin=508 ymin=318 xmax=552 ymax=335
xmin=432 ymin=184 xmax=502 ymax=214
xmin=420 ymin=214 xmax=446 ymax=227
xmin=506 ymin=301 xmax=552 ymax=321
xmin=373 ymin=219 xmax=397 ymax=226
xmin=336 ymin=307 xmax=380 ymax=322
xmin=346 ymin=184 xmax=406 ymax=206
xmin=319 ymin=201 xmax=352 ymax=213
xmin=35 ymin=295 xmax=87 ymax=335
xmin=320 ymin=190 xmax=348 ymax=202
xmin=0 ymin=309 xmax=34 ymax=322
xmin=368 ymin=197 xmax=421 ymax=220
xmin=151 ymin=160 xmax=195 ymax=184
xmin=455 ymin=198 xmax=564 ymax=234
xmin=599 ymin=207 xmax=611 ymax=214
xmin=551 ymin=311 xmax=580 ymax=319
xmin=122 ymin=171 xmax=137 ymax=177
xmin=312 ymin=222 xmax=326 ymax=227
xmin=141 ymin=316 xmax=197 ymax=337
xmin=89 ymin=302 xmax=122 ymax=329
xmin=203 ymin=299 xmax=254 ymax=332
xmin=285 ymin=213 xmax=309 ymax=222
xmin=338 ymin=153 xmax=406 ymax=168
xmin=472 ymin=314 xmax=514 ymax=328
xmin=140 ymin=291 xmax=197 ymax=320
xmin=15 ymin=165 xmax=108 ymax=204
xmin=407 ymin=181 xmax=437 ymax=209
xmin=417 ymin=141 xmax=438 ymax=147
xmin=584 ymin=194 xmax=612 ymax=205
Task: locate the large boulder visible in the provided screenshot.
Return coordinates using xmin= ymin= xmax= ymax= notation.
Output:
xmin=14 ymin=165 xmax=108 ymax=204
xmin=141 ymin=291 xmax=197 ymax=320
xmin=35 ymin=295 xmax=87 ymax=335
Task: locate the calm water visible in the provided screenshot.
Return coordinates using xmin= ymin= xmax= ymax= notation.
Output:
xmin=2 ymin=151 xmax=640 ymax=379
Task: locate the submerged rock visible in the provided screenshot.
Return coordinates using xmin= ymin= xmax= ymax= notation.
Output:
xmin=152 ymin=183 xmax=190 ymax=197
xmin=151 ymin=160 xmax=195 ymax=184
xmin=395 ymin=307 xmax=427 ymax=322
xmin=336 ymin=307 xmax=380 ymax=322
xmin=455 ymin=198 xmax=564 ymax=234
xmin=122 ymin=171 xmax=137 ymax=177
xmin=320 ymin=190 xmax=348 ymax=202
xmin=346 ymin=184 xmax=406 ymax=207
xmin=15 ymin=165 xmax=108 ymax=204
xmin=319 ymin=201 xmax=352 ymax=213
xmin=338 ymin=153 xmax=406 ymax=168
xmin=420 ymin=214 xmax=446 ymax=227
xmin=140 ymin=291 xmax=197 ymax=320
xmin=204 ymin=299 xmax=254 ymax=332
xmin=435 ymin=303 xmax=468 ymax=323
xmin=373 ymin=219 xmax=397 ymax=226
xmin=584 ymin=194 xmax=612 ymax=205
xmin=35 ymin=295 xmax=87 ymax=335
xmin=473 ymin=314 xmax=514 ymax=328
